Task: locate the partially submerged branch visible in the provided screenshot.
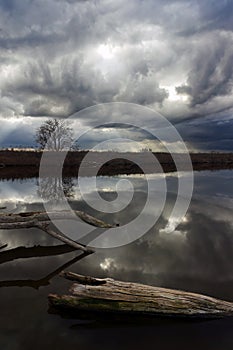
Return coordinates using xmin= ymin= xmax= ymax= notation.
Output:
xmin=0 ymin=210 xmax=113 ymax=252
xmin=36 ymin=222 xmax=93 ymax=253
xmin=0 ymin=210 xmax=112 ymax=228
xmin=60 ymin=271 xmax=107 ymax=285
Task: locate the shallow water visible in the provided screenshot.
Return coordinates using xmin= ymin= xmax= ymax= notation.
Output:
xmin=0 ymin=170 xmax=233 ymax=350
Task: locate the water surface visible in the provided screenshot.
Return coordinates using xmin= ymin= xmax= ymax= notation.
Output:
xmin=0 ymin=170 xmax=233 ymax=350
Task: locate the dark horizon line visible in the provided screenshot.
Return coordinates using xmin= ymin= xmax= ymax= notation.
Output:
xmin=0 ymin=148 xmax=233 ymax=154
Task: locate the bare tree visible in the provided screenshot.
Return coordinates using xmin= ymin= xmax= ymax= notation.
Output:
xmin=37 ymin=176 xmax=74 ymax=203
xmin=36 ymin=118 xmax=74 ymax=151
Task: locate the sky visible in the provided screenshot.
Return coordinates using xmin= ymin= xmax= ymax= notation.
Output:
xmin=0 ymin=0 xmax=233 ymax=151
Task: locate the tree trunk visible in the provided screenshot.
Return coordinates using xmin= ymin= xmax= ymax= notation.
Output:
xmin=49 ymin=272 xmax=233 ymax=319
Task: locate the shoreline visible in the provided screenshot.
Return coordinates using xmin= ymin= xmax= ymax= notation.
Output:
xmin=0 ymin=150 xmax=233 ymax=179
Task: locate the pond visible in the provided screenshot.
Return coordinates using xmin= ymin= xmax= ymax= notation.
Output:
xmin=0 ymin=170 xmax=233 ymax=350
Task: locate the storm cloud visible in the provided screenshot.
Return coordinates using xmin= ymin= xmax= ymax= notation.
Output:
xmin=0 ymin=0 xmax=233 ymax=150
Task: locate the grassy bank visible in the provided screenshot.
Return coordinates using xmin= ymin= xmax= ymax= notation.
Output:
xmin=0 ymin=150 xmax=233 ymax=179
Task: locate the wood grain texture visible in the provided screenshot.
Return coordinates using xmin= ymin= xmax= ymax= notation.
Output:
xmin=49 ymin=272 xmax=233 ymax=318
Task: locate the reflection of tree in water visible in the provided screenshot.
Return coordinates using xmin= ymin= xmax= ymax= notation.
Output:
xmin=38 ymin=177 xmax=75 ymax=203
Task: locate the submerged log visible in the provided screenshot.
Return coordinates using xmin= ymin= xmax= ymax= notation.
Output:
xmin=49 ymin=272 xmax=233 ymax=319
xmin=0 ymin=210 xmax=112 ymax=228
xmin=0 ymin=211 xmax=113 ymax=253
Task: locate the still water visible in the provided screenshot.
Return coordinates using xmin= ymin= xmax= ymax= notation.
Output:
xmin=0 ymin=170 xmax=233 ymax=350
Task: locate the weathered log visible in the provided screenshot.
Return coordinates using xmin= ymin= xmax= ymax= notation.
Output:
xmin=0 ymin=210 xmax=112 ymax=228
xmin=49 ymin=272 xmax=233 ymax=318
xmin=60 ymin=271 xmax=107 ymax=285
xmin=0 ymin=210 xmax=113 ymax=253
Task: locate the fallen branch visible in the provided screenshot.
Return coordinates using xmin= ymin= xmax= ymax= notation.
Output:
xmin=49 ymin=272 xmax=233 ymax=319
xmin=0 ymin=210 xmax=112 ymax=228
xmin=60 ymin=271 xmax=107 ymax=285
xmin=0 ymin=210 xmax=113 ymax=252
xmin=36 ymin=222 xmax=93 ymax=253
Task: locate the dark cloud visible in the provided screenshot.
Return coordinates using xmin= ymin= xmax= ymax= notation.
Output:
xmin=0 ymin=0 xmax=15 ymax=12
xmin=0 ymin=0 xmax=232 ymax=150
xmin=176 ymin=116 xmax=233 ymax=151
xmin=198 ymin=0 xmax=233 ymax=32
xmin=176 ymin=32 xmax=233 ymax=107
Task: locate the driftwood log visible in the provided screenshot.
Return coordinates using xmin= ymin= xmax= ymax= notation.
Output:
xmin=0 ymin=211 xmax=113 ymax=253
xmin=49 ymin=272 xmax=233 ymax=319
